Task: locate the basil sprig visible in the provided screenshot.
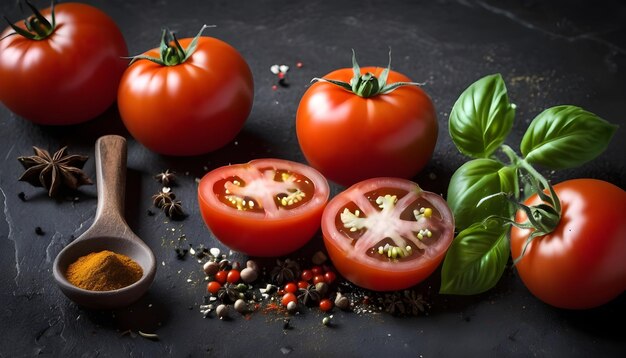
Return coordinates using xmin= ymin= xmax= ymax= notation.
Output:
xmin=441 ymin=74 xmax=617 ymax=295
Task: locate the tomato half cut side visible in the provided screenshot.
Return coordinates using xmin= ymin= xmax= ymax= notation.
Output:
xmin=322 ymin=178 xmax=455 ymax=291
xmin=198 ymin=159 xmax=330 ymax=257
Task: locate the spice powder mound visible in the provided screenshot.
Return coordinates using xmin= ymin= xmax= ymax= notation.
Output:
xmin=65 ymin=250 xmax=143 ymax=291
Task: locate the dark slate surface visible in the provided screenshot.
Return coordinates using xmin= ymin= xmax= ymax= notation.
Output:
xmin=1 ymin=0 xmax=625 ymax=356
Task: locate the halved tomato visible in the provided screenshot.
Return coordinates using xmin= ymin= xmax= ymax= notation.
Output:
xmin=322 ymin=178 xmax=454 ymax=291
xmin=198 ymin=159 xmax=330 ymax=257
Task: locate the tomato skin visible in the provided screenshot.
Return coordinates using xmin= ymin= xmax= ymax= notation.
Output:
xmin=118 ymin=37 xmax=253 ymax=156
xmin=511 ymin=179 xmax=626 ymax=309
xmin=322 ymin=178 xmax=455 ymax=291
xmin=198 ymin=159 xmax=330 ymax=257
xmin=0 ymin=3 xmax=127 ymax=125
xmin=296 ymin=67 xmax=437 ymax=186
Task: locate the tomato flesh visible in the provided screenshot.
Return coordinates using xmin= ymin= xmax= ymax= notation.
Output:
xmin=511 ymin=179 xmax=626 ymax=309
xmin=198 ymin=159 xmax=329 ymax=257
xmin=322 ymin=178 xmax=454 ymax=291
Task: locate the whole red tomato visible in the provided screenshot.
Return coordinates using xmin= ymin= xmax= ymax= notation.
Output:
xmin=296 ymin=54 xmax=437 ymax=186
xmin=322 ymin=177 xmax=454 ymax=291
xmin=511 ymin=179 xmax=626 ymax=309
xmin=118 ymin=26 xmax=253 ymax=156
xmin=0 ymin=2 xmax=127 ymax=125
xmin=198 ymin=158 xmax=329 ymax=257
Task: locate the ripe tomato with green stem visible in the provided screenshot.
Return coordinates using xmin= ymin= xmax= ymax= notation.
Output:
xmin=322 ymin=177 xmax=455 ymax=291
xmin=198 ymin=158 xmax=330 ymax=257
xmin=510 ymin=178 xmax=626 ymax=309
xmin=0 ymin=1 xmax=127 ymax=125
xmin=296 ymin=50 xmax=438 ymax=186
xmin=118 ymin=25 xmax=253 ymax=156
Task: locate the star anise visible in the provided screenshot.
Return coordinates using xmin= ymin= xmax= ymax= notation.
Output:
xmin=402 ymin=290 xmax=427 ymax=316
xmin=298 ymin=284 xmax=321 ymax=307
xmin=270 ymin=259 xmax=300 ymax=285
xmin=17 ymin=146 xmax=92 ymax=198
xmin=152 ymin=187 xmax=175 ymax=208
xmin=155 ymin=169 xmax=176 ymax=186
xmin=162 ymin=199 xmax=185 ymax=219
xmin=383 ymin=292 xmax=406 ymax=316
xmin=217 ymin=283 xmax=241 ymax=304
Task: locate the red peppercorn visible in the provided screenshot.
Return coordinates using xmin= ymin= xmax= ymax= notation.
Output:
xmin=301 ymin=269 xmax=313 ymax=282
xmin=297 ymin=280 xmax=309 ymax=289
xmin=215 ymin=270 xmax=228 ymax=284
xmin=296 ymin=62 xmax=303 ymax=68
xmin=324 ymin=271 xmax=336 ymax=284
xmin=284 ymin=282 xmax=298 ymax=294
xmin=227 ymin=269 xmax=241 ymax=283
xmin=207 ymin=281 xmax=221 ymax=295
xmin=313 ymin=275 xmax=325 ymax=285
xmin=319 ymin=298 xmax=333 ymax=312
xmin=311 ymin=266 xmax=323 ymax=275
xmin=281 ymin=292 xmax=297 ymax=307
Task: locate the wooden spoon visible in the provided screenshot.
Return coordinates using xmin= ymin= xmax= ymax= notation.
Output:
xmin=53 ymin=135 xmax=156 ymax=309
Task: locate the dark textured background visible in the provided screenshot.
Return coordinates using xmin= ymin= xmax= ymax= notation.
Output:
xmin=1 ymin=0 xmax=625 ymax=356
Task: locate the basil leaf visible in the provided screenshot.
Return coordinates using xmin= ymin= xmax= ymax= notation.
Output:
xmin=449 ymin=74 xmax=516 ymax=158
xmin=521 ymin=105 xmax=618 ymax=169
xmin=440 ymin=221 xmax=510 ymax=295
xmin=447 ymin=159 xmax=517 ymax=231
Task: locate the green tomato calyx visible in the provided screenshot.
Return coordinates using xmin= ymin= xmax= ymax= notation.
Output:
xmin=128 ymin=24 xmax=215 ymax=67
xmin=312 ymin=49 xmax=425 ymax=98
xmin=2 ymin=0 xmax=56 ymax=41
xmin=477 ymin=146 xmax=562 ymax=264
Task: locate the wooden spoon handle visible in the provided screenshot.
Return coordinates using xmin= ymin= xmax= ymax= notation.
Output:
xmin=92 ymin=135 xmax=128 ymax=232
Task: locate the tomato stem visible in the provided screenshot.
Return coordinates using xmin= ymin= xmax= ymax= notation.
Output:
xmin=2 ymin=0 xmax=56 ymax=41
xmin=497 ymin=145 xmax=563 ymax=263
xmin=311 ymin=49 xmax=425 ymax=98
xmin=128 ymin=24 xmax=216 ymax=66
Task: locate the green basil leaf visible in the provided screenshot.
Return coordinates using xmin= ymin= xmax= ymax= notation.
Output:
xmin=449 ymin=74 xmax=516 ymax=158
xmin=446 ymin=159 xmax=517 ymax=231
xmin=440 ymin=221 xmax=510 ymax=295
xmin=521 ymin=105 xmax=618 ymax=169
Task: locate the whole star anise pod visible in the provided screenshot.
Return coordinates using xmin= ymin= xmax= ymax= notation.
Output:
xmin=162 ymin=199 xmax=185 ymax=219
xmin=383 ymin=292 xmax=406 ymax=316
xmin=402 ymin=290 xmax=427 ymax=316
xmin=155 ymin=169 xmax=176 ymax=186
xmin=17 ymin=146 xmax=92 ymax=198
xmin=217 ymin=283 xmax=241 ymax=304
xmin=270 ymin=259 xmax=300 ymax=285
xmin=152 ymin=187 xmax=175 ymax=208
xmin=298 ymin=284 xmax=321 ymax=307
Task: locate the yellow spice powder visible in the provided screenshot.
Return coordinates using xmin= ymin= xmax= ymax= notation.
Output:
xmin=65 ymin=250 xmax=143 ymax=291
